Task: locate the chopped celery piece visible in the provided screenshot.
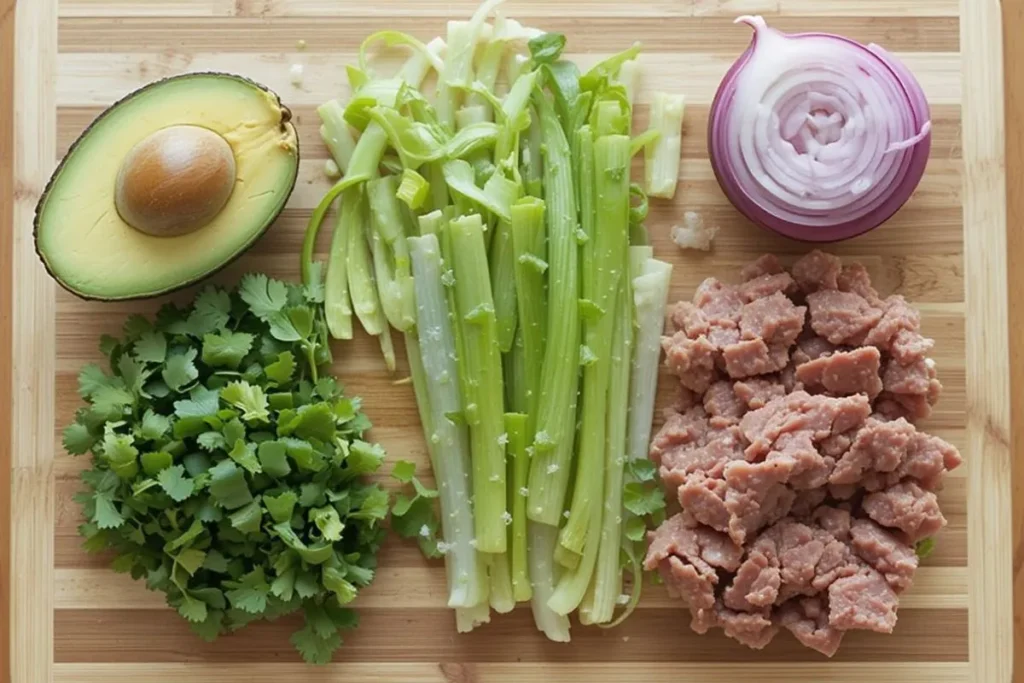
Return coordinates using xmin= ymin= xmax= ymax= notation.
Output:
xmin=397 ymin=168 xmax=430 ymax=210
xmin=408 ymin=234 xmax=484 ymax=609
xmin=455 ymin=105 xmax=491 ymax=131
xmin=488 ymin=552 xmax=516 ymax=614
xmin=324 ymin=159 xmax=341 ymax=179
xmin=438 ymin=0 xmax=503 ymax=126
xmin=520 ymin=106 xmax=543 ymax=198
xmin=525 ymin=91 xmax=580 ymax=527
xmin=318 ymin=99 xmax=357 ymax=172
xmin=418 ymin=209 xmax=446 ymax=237
xmin=505 ymin=413 xmax=532 ymax=602
xmin=489 ymin=219 xmax=518 ymax=353
xmin=580 ymin=43 xmax=642 ymax=93
xmin=367 ymin=176 xmax=416 ymax=331
xmin=528 ymin=521 xmax=571 ymax=642
xmin=448 ymin=214 xmax=507 ymax=554
xmin=378 ymin=320 xmax=397 ymax=372
xmin=368 ymin=106 xmax=447 ymax=170
xmin=583 ymin=274 xmax=634 ymax=624
xmin=510 ymin=197 xmax=547 ymax=430
xmin=343 ymin=186 xmax=384 ymax=337
xmin=398 ymin=35 xmax=447 ymax=85
xmin=442 ymin=160 xmax=515 ymax=222
xmin=630 ymin=129 xmax=660 ymax=158
xmin=300 ymin=171 xmax=371 ymax=287
xmin=359 ymin=30 xmax=445 ymax=77
xmin=446 ymin=121 xmax=500 ymax=159
xmin=324 ymin=189 xmax=357 ymax=340
xmin=645 ymin=91 xmax=685 ymax=199
xmin=495 ymin=70 xmax=539 ymax=163
xmin=628 ymin=256 xmax=673 ymax=464
xmin=617 ymin=59 xmax=640 ymax=108
xmin=456 ymin=600 xmax=491 ymax=634
xmin=559 ymin=134 xmax=629 ymax=560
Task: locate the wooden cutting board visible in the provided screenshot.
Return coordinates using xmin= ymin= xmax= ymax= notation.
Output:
xmin=2 ymin=0 xmax=1013 ymax=681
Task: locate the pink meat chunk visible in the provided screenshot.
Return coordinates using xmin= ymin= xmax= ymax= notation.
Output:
xmin=793 ymin=250 xmax=842 ymax=293
xmin=663 ymin=333 xmax=718 ymax=393
xmin=890 ymin=329 xmax=936 ymax=365
xmin=849 ymin=519 xmax=919 ymax=592
xmin=830 ymin=418 xmax=916 ymax=485
xmin=795 ymin=347 xmax=884 ymax=398
xmin=740 ymin=392 xmax=871 ymax=461
xmin=649 ymin=407 xmax=710 ymax=466
xmin=837 ymin=264 xmax=883 ymax=305
xmin=828 ymin=569 xmax=900 ymax=633
xmin=741 ymin=254 xmax=785 ymax=281
xmin=779 ymin=597 xmax=845 ymax=657
xmin=739 ymin=292 xmax=806 ymax=347
xmin=733 ymin=378 xmax=787 ymax=410
xmin=739 ymin=272 xmax=798 ymax=302
xmin=807 ymin=290 xmax=885 ymax=345
xmin=863 ymin=481 xmax=947 ymax=543
xmin=862 ymin=295 xmax=921 ymax=348
xmin=691 ymin=601 xmax=779 ymax=650
xmin=722 ymin=339 xmax=791 ymax=378
xmin=644 ymin=514 xmax=744 ymax=611
xmin=704 ymin=381 xmax=746 ymax=426
xmin=792 ymin=335 xmax=837 ymax=365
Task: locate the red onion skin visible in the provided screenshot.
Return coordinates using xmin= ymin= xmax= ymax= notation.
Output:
xmin=709 ymin=27 xmax=932 ymax=243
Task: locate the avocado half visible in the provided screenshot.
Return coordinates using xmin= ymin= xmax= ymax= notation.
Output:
xmin=35 ymin=72 xmax=300 ymax=300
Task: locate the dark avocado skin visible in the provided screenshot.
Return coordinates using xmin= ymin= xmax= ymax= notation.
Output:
xmin=33 ymin=71 xmax=301 ymax=302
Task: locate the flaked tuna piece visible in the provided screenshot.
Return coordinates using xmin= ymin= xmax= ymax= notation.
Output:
xmin=678 ymin=474 xmax=733 ymax=534
xmin=812 ymin=506 xmax=852 ymax=542
xmin=828 ymin=568 xmax=900 ymax=633
xmin=691 ymin=601 xmax=778 ymax=649
xmin=890 ymin=329 xmax=936 ymax=365
xmin=820 ymin=430 xmax=856 ymax=458
xmin=837 ymin=263 xmax=883 ymax=305
xmin=723 ymin=548 xmax=781 ymax=611
xmin=660 ymin=425 xmax=745 ymax=490
xmin=733 ymin=378 xmax=787 ymax=410
xmin=863 ymin=481 xmax=946 ymax=543
xmin=849 ymin=519 xmax=919 ymax=592
xmin=740 ymin=392 xmax=872 ymax=460
xmin=722 ymin=339 xmax=791 ymax=378
xmin=739 ymin=272 xmax=798 ymax=303
xmin=695 ymin=278 xmax=744 ymax=318
xmin=779 ymin=597 xmax=845 ymax=657
xmin=883 ymin=357 xmax=937 ymax=396
xmin=898 ymin=433 xmax=962 ymax=489
xmin=663 ymin=333 xmax=718 ymax=393
xmin=792 ymin=335 xmax=837 ymax=365
xmin=862 ymin=295 xmax=920 ymax=348
xmin=807 ymin=289 xmax=885 ymax=345
xmin=723 ymin=482 xmax=796 ymax=545
xmin=830 ymin=418 xmax=916 ymax=485
xmin=671 ymin=301 xmax=708 ymax=336
xmin=741 ymin=254 xmax=784 ymax=281
xmin=796 ymin=346 xmax=884 ymax=398
xmin=739 ymin=292 xmax=806 ymax=346
xmin=790 ymin=489 xmax=829 ymax=518
xmin=649 ymin=407 xmax=710 ymax=466
xmin=704 ymin=380 xmax=746 ymax=426
xmin=644 ymin=514 xmax=744 ymax=610
xmin=793 ymin=250 xmax=842 ymax=292
xmin=763 ymin=520 xmax=858 ymax=601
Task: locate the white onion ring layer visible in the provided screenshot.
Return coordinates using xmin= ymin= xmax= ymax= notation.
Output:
xmin=708 ymin=16 xmax=932 ymax=242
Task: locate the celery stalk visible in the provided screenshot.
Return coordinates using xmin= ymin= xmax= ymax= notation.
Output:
xmin=408 ymin=234 xmax=485 ymax=609
xmin=455 ymin=599 xmax=491 ymax=634
xmin=469 ymin=39 xmax=506 ymax=118
xmin=582 ymin=273 xmax=635 ymax=624
xmin=495 ymin=70 xmax=539 ymax=164
xmin=528 ymin=521 xmax=571 ymax=642
xmin=367 ymin=176 xmax=416 ymax=331
xmin=438 ymin=1 xmax=503 ymax=128
xmin=488 ymin=552 xmax=516 ymax=614
xmin=525 ymin=92 xmax=581 ymax=526
xmin=644 ymin=91 xmax=685 ymax=199
xmin=318 ymin=100 xmax=357 ymax=172
xmin=377 ymin=321 xmax=396 ymax=372
xmin=342 ymin=186 xmax=384 ymax=337
xmin=558 ymin=134 xmax=630 ymax=561
xmin=616 ymin=59 xmax=640 ymax=110
xmin=510 ymin=197 xmax=547 ymax=429
xmin=448 ymin=214 xmax=507 ymax=554
xmin=505 ymin=413 xmax=532 ymax=602
xmin=324 ymin=189 xmax=356 ymax=340
xmin=397 ymin=168 xmax=430 ymax=210
xmin=628 ymin=256 xmax=673 ymax=463
xmin=489 ymin=218 xmax=518 ymax=353
xmin=521 ymin=106 xmax=543 ymax=198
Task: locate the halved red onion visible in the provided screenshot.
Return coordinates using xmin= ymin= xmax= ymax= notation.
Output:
xmin=708 ymin=16 xmax=932 ymax=242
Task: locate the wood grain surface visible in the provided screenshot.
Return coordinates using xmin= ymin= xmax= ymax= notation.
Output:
xmin=1 ymin=0 xmax=1016 ymax=681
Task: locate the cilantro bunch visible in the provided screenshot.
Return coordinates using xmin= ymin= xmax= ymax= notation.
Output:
xmin=63 ymin=273 xmax=389 ymax=664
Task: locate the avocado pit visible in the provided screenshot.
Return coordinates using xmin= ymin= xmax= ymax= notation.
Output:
xmin=114 ymin=124 xmax=237 ymax=237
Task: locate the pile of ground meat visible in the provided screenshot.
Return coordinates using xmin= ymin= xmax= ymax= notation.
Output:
xmin=645 ymin=251 xmax=962 ymax=657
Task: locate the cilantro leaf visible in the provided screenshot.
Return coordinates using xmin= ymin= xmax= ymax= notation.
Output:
xmin=239 ymin=274 xmax=288 ymax=321
xmin=63 ymin=422 xmax=97 ymax=455
xmin=78 ymin=364 xmax=115 ymax=398
xmin=310 ymin=506 xmax=344 ymax=542
xmin=123 ymin=314 xmax=153 ymax=341
xmin=173 ymin=385 xmax=221 ymax=418
xmin=291 ymin=621 xmax=341 ymax=666
xmin=224 ymin=567 xmax=271 ymax=614
xmin=264 ymin=351 xmax=296 ymax=386
xmin=197 ymin=431 xmax=228 ymax=452
xmin=158 ymin=465 xmax=195 ymax=502
xmin=92 ymin=493 xmax=124 ymax=529
xmin=221 ymin=381 xmax=269 ymax=423
xmin=178 ymin=595 xmax=209 ymax=623
xmin=163 ymin=348 xmax=199 ymax=392
xmin=202 ymin=331 xmax=254 ymax=369
xmin=185 ymin=287 xmax=232 ymax=336
xmin=134 ymin=331 xmax=167 ymax=364
xmin=138 ymin=409 xmax=170 ymax=442
xmin=622 ymin=482 xmax=665 ymax=517
xmin=228 ymin=439 xmax=262 ymax=475
xmin=390 ymin=459 xmax=416 ymax=484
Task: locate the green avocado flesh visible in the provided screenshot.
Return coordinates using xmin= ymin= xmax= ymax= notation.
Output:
xmin=35 ymin=73 xmax=300 ymax=300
